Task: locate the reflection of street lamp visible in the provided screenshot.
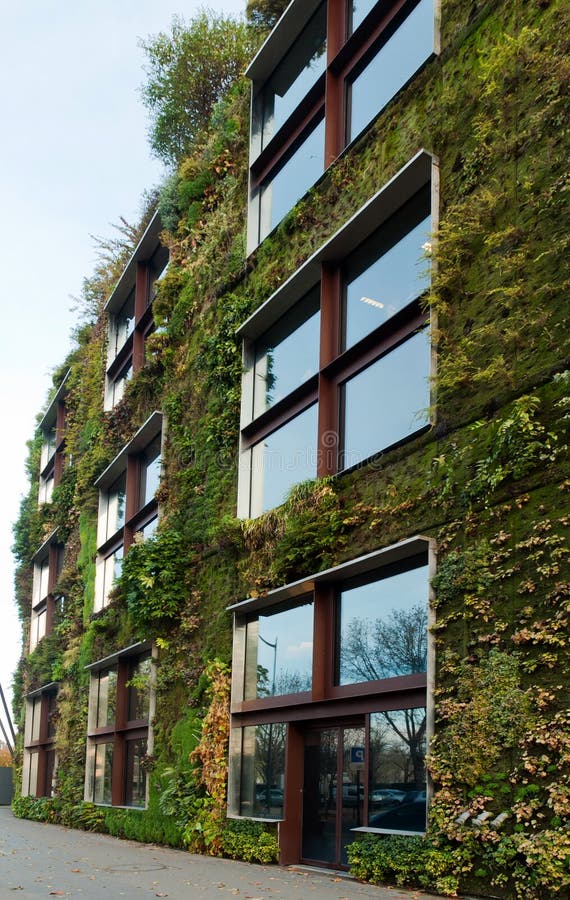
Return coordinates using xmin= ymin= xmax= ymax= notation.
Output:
xmin=258 ymin=634 xmax=277 ymax=808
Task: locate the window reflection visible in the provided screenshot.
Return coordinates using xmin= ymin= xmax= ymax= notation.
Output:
xmin=349 ymin=0 xmax=377 ymax=33
xmin=260 ymin=2 xmax=327 ymax=148
xmin=253 ymin=289 xmax=320 ymax=417
xmin=139 ymin=435 xmax=161 ymax=508
xmin=368 ymin=707 xmax=426 ymax=833
xmin=127 ymin=656 xmax=151 ymax=721
xmin=250 ymin=403 xmax=318 ymax=516
xmin=103 ymin=472 xmax=126 ymax=541
xmin=244 ymin=599 xmax=313 ymax=699
xmin=240 ymin=723 xmax=286 ymax=819
xmin=125 ymin=738 xmax=147 ymax=808
xmin=340 ymin=328 xmax=430 ymax=469
xmin=259 ymin=117 xmax=325 ymax=242
xmin=109 ymin=290 xmax=135 ymax=360
xmin=96 ymin=668 xmax=117 ymax=728
xmin=343 ymin=199 xmax=431 ymax=349
xmin=337 ymin=562 xmax=428 ymax=685
xmin=93 ymin=742 xmax=114 ymax=804
xmin=348 ymin=0 xmax=434 ymax=143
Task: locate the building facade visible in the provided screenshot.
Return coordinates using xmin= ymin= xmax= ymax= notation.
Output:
xmin=14 ymin=0 xmax=569 ymax=895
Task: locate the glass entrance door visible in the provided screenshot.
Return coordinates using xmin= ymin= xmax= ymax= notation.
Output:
xmin=301 ymin=724 xmax=365 ymax=867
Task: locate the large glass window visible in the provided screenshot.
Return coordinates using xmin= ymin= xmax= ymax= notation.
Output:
xmin=347 ymin=0 xmax=434 ymax=143
xmin=109 ymin=290 xmax=135 ymax=360
xmin=102 ymin=545 xmax=123 ymax=606
xmin=250 ymin=403 xmax=318 ymax=517
xmin=343 ymin=198 xmax=431 ymax=349
xmin=125 ymin=738 xmax=147 ymax=808
xmin=101 ymin=473 xmax=126 ymax=542
xmin=253 ymin=290 xmax=320 ymax=417
xmin=336 ymin=562 xmax=428 ymax=685
xmin=95 ymin=668 xmax=117 ymax=728
xmin=139 ymin=436 xmax=161 ymax=509
xmin=368 ymin=707 xmax=427 ymax=832
xmin=127 ymin=656 xmax=152 ymax=721
xmin=340 ymin=329 xmax=430 ymax=470
xmin=259 ymin=116 xmax=325 ymax=242
xmin=240 ymin=723 xmax=287 ymax=819
xmin=244 ymin=598 xmax=313 ymax=699
xmin=87 ymin=651 xmax=152 ymax=808
xmin=260 ymin=2 xmax=327 ymax=148
xmin=92 ymin=742 xmax=114 ymax=805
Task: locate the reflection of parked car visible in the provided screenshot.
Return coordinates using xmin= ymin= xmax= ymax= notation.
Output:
xmin=370 ymin=788 xmax=406 ymax=808
xmin=256 ymin=786 xmax=284 ymax=806
xmin=368 ymin=798 xmax=426 ymax=832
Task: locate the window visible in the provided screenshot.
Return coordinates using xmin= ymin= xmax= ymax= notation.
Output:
xmin=94 ymin=413 xmax=162 ymax=612
xmin=229 ymin=537 xmax=433 ymax=839
xmin=336 ymin=560 xmax=428 ymax=685
xmin=30 ymin=536 xmax=63 ymax=652
xmin=239 ymin=723 xmax=287 ymax=819
xmin=244 ymin=597 xmax=313 ymax=699
xmin=104 ymin=212 xmax=168 ymax=410
xmin=347 ymin=0 xmax=435 ymax=143
xmin=85 ymin=647 xmax=153 ymax=808
xmin=239 ymin=153 xmax=435 ymax=517
xmin=38 ymin=373 xmax=69 ymax=505
xmin=246 ymin=0 xmax=437 ymax=250
xmin=22 ymin=687 xmax=58 ymax=798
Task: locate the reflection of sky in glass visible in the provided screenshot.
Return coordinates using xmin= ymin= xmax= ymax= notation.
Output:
xmin=344 ymin=216 xmax=431 ymax=349
xmin=350 ymin=0 xmax=377 ymax=32
xmin=250 ymin=403 xmax=318 ymax=516
xmin=260 ymin=117 xmax=325 ymax=240
xmin=339 ymin=565 xmax=428 ymax=684
xmin=253 ymin=601 xmax=313 ymax=697
xmin=262 ymin=2 xmax=326 ymax=146
xmin=349 ymin=0 xmax=434 ymax=142
xmin=341 ymin=329 xmax=430 ymax=469
xmin=254 ymin=290 xmax=320 ymax=416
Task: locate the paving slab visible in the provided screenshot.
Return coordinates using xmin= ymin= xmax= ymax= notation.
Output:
xmin=0 ymin=808 xmax=444 ymax=900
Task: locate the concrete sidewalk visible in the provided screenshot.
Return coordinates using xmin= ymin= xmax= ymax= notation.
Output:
xmin=0 ymin=807 xmax=443 ymax=899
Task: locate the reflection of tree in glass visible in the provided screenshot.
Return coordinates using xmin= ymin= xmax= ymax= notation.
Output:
xmin=256 ymin=665 xmax=311 ymax=697
xmin=342 ymin=605 xmax=427 ymax=682
xmin=254 ymin=722 xmax=286 ymax=807
xmin=370 ymin=708 xmax=426 ymax=788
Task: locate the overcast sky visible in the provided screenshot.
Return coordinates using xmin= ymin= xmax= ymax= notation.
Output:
xmin=0 ymin=0 xmax=247 ymax=731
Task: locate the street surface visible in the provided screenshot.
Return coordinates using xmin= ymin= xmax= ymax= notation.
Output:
xmin=0 ymin=808 xmax=443 ymax=900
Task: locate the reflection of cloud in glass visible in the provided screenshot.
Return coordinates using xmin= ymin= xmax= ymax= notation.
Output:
xmin=286 ymin=640 xmax=313 ymax=657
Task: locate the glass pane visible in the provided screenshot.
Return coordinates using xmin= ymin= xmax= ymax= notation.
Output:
xmin=344 ymin=209 xmax=431 ymax=349
xmin=29 ymin=752 xmax=39 ymax=797
xmin=105 ymin=472 xmax=126 ymax=540
xmin=340 ymin=726 xmax=366 ymax=865
xmin=302 ymin=728 xmax=338 ymax=861
xmin=253 ymin=289 xmax=320 ymax=417
xmin=349 ymin=0 xmax=377 ymax=33
xmin=348 ymin=0 xmax=434 ymax=142
xmin=368 ymin=708 xmax=427 ymax=833
xmin=240 ymin=723 xmax=286 ymax=819
xmin=260 ymin=117 xmax=325 ymax=241
xmin=110 ymin=289 xmax=135 ymax=358
xmin=341 ymin=328 xmax=430 ymax=469
xmin=261 ymin=2 xmax=327 ymax=148
xmin=34 ymin=559 xmax=50 ymax=605
xmin=244 ymin=599 xmax=313 ymax=699
xmin=93 ymin=742 xmax=114 ymax=804
xmin=140 ymin=435 xmax=162 ymax=508
xmin=337 ymin=563 xmax=428 ymax=685
xmin=103 ymin=546 xmax=124 ymax=605
xmin=96 ymin=668 xmax=117 ymax=728
xmin=250 ymin=403 xmax=318 ymax=516
xmin=139 ymin=516 xmax=158 ymax=541
xmin=125 ymin=737 xmax=147 ymax=808
xmin=31 ymin=698 xmax=42 ymax=742
xmin=127 ymin=656 xmax=151 ymax=721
